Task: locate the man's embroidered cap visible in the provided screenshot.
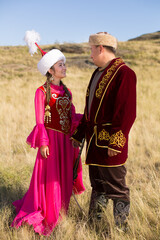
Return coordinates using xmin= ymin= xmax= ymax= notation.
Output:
xmin=89 ymin=32 xmax=117 ymax=50
xmin=24 ymin=30 xmax=66 ymax=76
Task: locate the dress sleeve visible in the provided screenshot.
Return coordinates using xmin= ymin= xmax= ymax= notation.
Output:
xmin=70 ymin=103 xmax=83 ymax=135
xmin=26 ymin=88 xmax=49 ymax=148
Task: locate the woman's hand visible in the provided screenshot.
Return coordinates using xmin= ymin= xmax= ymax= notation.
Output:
xmin=40 ymin=145 xmax=49 ymax=158
xmin=108 ymin=148 xmax=118 ymax=157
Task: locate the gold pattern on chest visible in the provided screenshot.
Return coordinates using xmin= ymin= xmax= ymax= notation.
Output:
xmin=95 ymin=58 xmax=123 ymax=98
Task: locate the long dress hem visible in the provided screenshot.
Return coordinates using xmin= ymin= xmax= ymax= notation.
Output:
xmin=11 ymin=84 xmax=85 ymax=236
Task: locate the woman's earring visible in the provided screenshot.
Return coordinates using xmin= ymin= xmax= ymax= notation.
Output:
xmin=50 ymin=76 xmax=54 ymax=81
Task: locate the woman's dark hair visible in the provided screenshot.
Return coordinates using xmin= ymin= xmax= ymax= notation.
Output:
xmin=60 ymin=80 xmax=72 ymax=100
xmin=45 ymin=72 xmax=52 ymax=104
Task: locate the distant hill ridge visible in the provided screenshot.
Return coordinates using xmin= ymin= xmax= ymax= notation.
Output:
xmin=128 ymin=31 xmax=160 ymax=41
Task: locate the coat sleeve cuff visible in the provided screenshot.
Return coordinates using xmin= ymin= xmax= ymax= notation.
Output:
xmin=71 ymin=127 xmax=85 ymax=143
xmin=95 ymin=125 xmax=126 ymax=152
xmin=108 ymin=130 xmax=126 ymax=152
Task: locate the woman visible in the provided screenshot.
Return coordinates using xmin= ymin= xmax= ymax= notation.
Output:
xmin=11 ymin=47 xmax=85 ymax=235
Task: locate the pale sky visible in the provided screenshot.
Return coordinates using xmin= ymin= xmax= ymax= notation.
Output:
xmin=0 ymin=0 xmax=160 ymax=46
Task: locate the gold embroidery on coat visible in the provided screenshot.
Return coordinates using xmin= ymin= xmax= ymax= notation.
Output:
xmin=109 ymin=130 xmax=126 ymax=148
xmin=96 ymin=59 xmax=123 ymax=98
xmin=98 ymin=129 xmax=110 ymax=141
xmin=98 ymin=129 xmax=126 ymax=148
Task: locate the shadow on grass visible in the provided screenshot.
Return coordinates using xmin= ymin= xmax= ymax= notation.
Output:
xmin=0 ymin=170 xmax=26 ymax=224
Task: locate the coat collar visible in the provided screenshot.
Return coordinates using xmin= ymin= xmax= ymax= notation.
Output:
xmin=85 ymin=58 xmax=125 ymax=122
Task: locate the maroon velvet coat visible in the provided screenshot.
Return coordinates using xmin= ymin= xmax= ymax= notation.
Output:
xmin=72 ymin=58 xmax=137 ymax=167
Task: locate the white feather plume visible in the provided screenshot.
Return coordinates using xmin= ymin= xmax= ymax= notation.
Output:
xmin=24 ymin=30 xmax=41 ymax=56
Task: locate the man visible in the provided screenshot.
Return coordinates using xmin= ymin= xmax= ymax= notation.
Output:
xmin=72 ymin=32 xmax=136 ymax=229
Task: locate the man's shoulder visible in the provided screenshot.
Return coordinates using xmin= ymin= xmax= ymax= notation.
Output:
xmin=118 ymin=63 xmax=136 ymax=77
xmin=120 ymin=61 xmax=134 ymax=71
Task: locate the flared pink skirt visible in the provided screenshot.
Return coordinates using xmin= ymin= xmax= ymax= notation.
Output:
xmin=11 ymin=129 xmax=85 ymax=235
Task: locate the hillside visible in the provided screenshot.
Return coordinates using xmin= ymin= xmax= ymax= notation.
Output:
xmin=0 ymin=39 xmax=160 ymax=240
xmin=128 ymin=30 xmax=160 ymax=41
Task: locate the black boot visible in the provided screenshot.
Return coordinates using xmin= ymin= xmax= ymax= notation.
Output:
xmin=88 ymin=189 xmax=108 ymax=222
xmin=113 ymin=199 xmax=130 ymax=232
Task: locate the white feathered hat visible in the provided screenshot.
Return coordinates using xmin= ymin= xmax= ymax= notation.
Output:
xmin=24 ymin=30 xmax=66 ymax=75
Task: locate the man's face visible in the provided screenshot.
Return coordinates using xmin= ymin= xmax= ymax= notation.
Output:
xmin=90 ymin=45 xmax=101 ymax=66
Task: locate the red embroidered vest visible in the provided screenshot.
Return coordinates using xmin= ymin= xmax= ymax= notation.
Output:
xmin=39 ymin=85 xmax=71 ymax=134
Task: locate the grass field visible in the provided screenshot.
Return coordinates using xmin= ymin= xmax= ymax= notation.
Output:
xmin=0 ymin=39 xmax=160 ymax=239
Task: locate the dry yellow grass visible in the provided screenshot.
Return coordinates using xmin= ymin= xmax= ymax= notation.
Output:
xmin=0 ymin=40 xmax=160 ymax=239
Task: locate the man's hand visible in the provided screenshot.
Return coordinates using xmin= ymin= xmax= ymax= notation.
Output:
xmin=108 ymin=148 xmax=118 ymax=157
xmin=40 ymin=145 xmax=49 ymax=158
xmin=72 ymin=139 xmax=80 ymax=148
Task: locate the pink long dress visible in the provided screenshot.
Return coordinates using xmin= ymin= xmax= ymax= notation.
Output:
xmin=11 ymin=83 xmax=85 ymax=235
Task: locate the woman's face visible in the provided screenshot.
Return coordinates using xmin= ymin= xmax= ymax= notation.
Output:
xmin=51 ymin=60 xmax=66 ymax=80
